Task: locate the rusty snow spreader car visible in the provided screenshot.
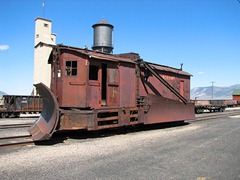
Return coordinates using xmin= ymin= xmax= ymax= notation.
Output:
xmin=29 ymin=45 xmax=195 ymax=141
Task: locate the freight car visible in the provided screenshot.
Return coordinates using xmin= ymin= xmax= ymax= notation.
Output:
xmin=29 ymin=44 xmax=195 ymax=141
xmin=0 ymin=97 xmax=3 ymax=109
xmin=0 ymin=95 xmax=42 ymax=118
xmin=192 ymin=99 xmax=238 ymax=114
xmin=224 ymin=99 xmax=238 ymax=108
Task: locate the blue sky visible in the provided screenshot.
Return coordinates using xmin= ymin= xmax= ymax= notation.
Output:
xmin=1 ymin=0 xmax=240 ymax=95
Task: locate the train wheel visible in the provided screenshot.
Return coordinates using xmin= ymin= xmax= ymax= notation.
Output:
xmin=2 ymin=113 xmax=6 ymax=118
xmin=195 ymin=109 xmax=202 ymax=114
xmin=14 ymin=113 xmax=20 ymax=118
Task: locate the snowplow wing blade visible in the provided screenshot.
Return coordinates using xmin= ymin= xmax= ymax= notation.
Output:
xmin=144 ymin=94 xmax=195 ymax=124
xmin=28 ymin=83 xmax=59 ymax=141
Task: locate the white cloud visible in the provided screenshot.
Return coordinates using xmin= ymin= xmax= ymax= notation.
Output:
xmin=0 ymin=44 xmax=9 ymax=51
xmin=198 ymin=71 xmax=205 ymax=75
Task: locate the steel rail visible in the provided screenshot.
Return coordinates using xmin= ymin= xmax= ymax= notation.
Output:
xmin=0 ymin=135 xmax=34 ymax=148
xmin=0 ymin=134 xmax=31 ymax=140
xmin=0 ymin=140 xmax=34 ymax=148
xmin=189 ymin=110 xmax=240 ymax=122
xmin=0 ymin=123 xmax=33 ymax=129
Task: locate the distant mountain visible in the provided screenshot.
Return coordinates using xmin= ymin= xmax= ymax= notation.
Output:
xmin=0 ymin=90 xmax=7 ymax=96
xmin=191 ymin=84 xmax=240 ymax=100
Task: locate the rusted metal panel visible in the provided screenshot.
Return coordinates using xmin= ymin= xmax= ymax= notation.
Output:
xmin=194 ymin=100 xmax=211 ymax=106
xmin=144 ymin=94 xmax=195 ymax=124
xmin=116 ymin=52 xmax=140 ymax=61
xmin=118 ymin=107 xmax=139 ymax=126
xmin=59 ymin=107 xmax=141 ymax=131
xmin=139 ymin=68 xmax=191 ymax=102
xmin=29 ymin=83 xmax=59 ymax=141
xmin=119 ymin=63 xmax=136 ymax=107
xmin=106 ymin=64 xmax=119 ymax=106
xmin=59 ymin=109 xmax=94 ymax=130
xmin=59 ymin=53 xmax=88 ymax=108
xmin=88 ymin=81 xmax=101 ymax=107
xmin=118 ymin=107 xmax=131 ymax=126
xmin=225 ymin=100 xmax=237 ymax=106
xmin=149 ymin=63 xmax=192 ymax=76
xmin=107 ymin=86 xmax=119 ymax=106
xmin=193 ymin=100 xmax=230 ymax=107
xmin=58 ymin=45 xmax=136 ymax=64
xmin=3 ymin=95 xmax=42 ymax=112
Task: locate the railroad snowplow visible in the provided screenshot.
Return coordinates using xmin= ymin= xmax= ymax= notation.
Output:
xmin=29 ymin=45 xmax=195 ymax=141
xmin=29 ymin=83 xmax=195 ymax=141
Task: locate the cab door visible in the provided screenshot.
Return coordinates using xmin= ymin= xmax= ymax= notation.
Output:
xmin=61 ymin=58 xmax=87 ymax=108
xmin=106 ymin=63 xmax=119 ymax=106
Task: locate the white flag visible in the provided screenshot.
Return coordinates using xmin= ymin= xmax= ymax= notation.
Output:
xmin=42 ymin=2 xmax=45 ymax=8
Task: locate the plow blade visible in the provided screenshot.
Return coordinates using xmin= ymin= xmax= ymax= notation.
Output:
xmin=144 ymin=94 xmax=195 ymax=124
xmin=28 ymin=83 xmax=59 ymax=141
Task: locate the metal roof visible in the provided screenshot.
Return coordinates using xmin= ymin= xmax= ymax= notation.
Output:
xmin=148 ymin=62 xmax=192 ymax=77
xmin=56 ymin=44 xmax=192 ymax=77
xmin=58 ymin=45 xmax=135 ymax=64
xmin=232 ymin=89 xmax=240 ymax=95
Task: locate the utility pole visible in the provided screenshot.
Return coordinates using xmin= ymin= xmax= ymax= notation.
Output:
xmin=42 ymin=2 xmax=45 ymax=18
xmin=211 ymin=81 xmax=215 ymax=100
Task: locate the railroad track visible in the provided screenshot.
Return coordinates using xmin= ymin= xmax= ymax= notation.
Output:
xmin=0 ymin=135 xmax=34 ymax=148
xmin=0 ymin=123 xmax=33 ymax=129
xmin=191 ymin=109 xmax=240 ymax=122
xmin=0 ymin=109 xmax=239 ymax=148
xmin=0 ymin=122 xmax=34 ymax=148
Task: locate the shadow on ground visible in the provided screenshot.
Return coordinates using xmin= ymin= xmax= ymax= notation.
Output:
xmin=34 ymin=121 xmax=190 ymax=146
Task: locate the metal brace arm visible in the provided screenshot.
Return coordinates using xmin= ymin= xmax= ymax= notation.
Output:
xmin=136 ymin=59 xmax=187 ymax=105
